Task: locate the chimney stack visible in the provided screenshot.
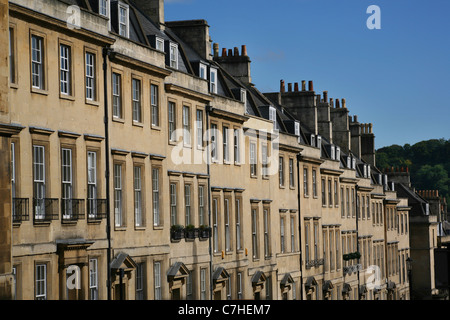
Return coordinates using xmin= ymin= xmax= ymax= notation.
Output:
xmin=241 ymin=45 xmax=247 ymax=56
xmin=213 ymin=43 xmax=219 ymax=58
xmin=134 ymin=0 xmax=165 ymax=30
xmin=280 ymin=80 xmax=285 ymax=93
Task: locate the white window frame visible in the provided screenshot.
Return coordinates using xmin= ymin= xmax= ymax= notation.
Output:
xmin=154 ymin=262 xmax=161 ymax=300
xmin=234 ymin=128 xmax=240 ymax=164
xmin=60 ymin=44 xmax=71 ymax=95
xmin=269 ymin=106 xmax=277 ymax=129
xmin=169 ymin=43 xmax=178 ymax=69
xmin=112 ymin=73 xmax=122 ymax=118
xmin=152 ymin=168 xmax=160 ymax=226
xmin=263 ymin=208 xmax=271 ymax=258
xmin=235 ymin=198 xmax=242 ymax=251
xmin=87 ymin=151 xmax=97 ymax=218
xmin=199 ymin=63 xmax=207 ymax=80
xmin=114 ymin=164 xmax=123 ymax=227
xmin=224 ymin=198 xmax=230 ymax=252
xmin=182 ymin=106 xmax=191 ymax=146
xmin=11 ymin=143 xmax=16 ymax=218
xmin=200 ymin=268 xmax=207 ymax=300
xmin=223 ymin=126 xmax=229 ymax=162
xmin=85 ymin=52 xmax=96 ymax=101
xmin=252 ymin=208 xmax=258 ymax=259
xmin=99 ymin=0 xmax=109 ymax=17
xmin=35 ymin=264 xmax=47 ymax=300
xmin=136 ymin=263 xmax=144 ymax=300
xmin=89 ymin=258 xmax=98 ymax=300
xmin=132 ymin=78 xmax=142 ymax=123
xmin=250 ymin=142 xmax=257 ymax=176
xmin=170 ymin=183 xmax=177 ymax=226
xmin=196 ymin=109 xmax=204 ymax=148
xmin=213 ymin=198 xmax=219 ymax=253
xmin=61 ymin=148 xmax=73 ymax=219
xmin=33 ymin=145 xmax=45 ymax=220
xmin=184 ymin=184 xmax=191 ymax=226
xmin=210 ymin=67 xmax=217 ymax=94
xmin=134 ymin=166 xmax=142 ymax=227
xmin=279 ymin=156 xmax=284 ymax=187
xmin=289 ymin=158 xmax=294 ymax=188
xmin=151 ymin=84 xmax=159 ymax=126
xmin=211 ymin=123 xmax=217 ymax=161
xmin=290 ymin=216 xmax=295 ymax=252
xmin=118 ymin=2 xmax=129 ymax=38
xmin=31 ymin=35 xmax=44 ymax=89
xmin=168 ymin=102 xmax=176 ymax=142
xmin=198 ymin=185 xmax=205 ymax=226
xmin=280 ymin=217 xmax=285 ymax=253
xmin=155 ymin=37 xmax=164 ymax=52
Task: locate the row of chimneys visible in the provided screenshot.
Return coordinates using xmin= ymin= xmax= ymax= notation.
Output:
xmin=280 ymin=80 xmax=314 ymax=93
xmin=417 ymin=190 xmax=440 ymax=199
xmin=384 ymin=166 xmax=410 ymax=173
xmin=213 ymin=44 xmax=248 ymax=58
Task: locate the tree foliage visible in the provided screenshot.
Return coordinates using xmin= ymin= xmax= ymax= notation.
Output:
xmin=376 ymin=138 xmax=450 ymax=204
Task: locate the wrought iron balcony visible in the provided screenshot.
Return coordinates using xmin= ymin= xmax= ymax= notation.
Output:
xmin=33 ymin=198 xmax=59 ymax=223
xmin=87 ymin=199 xmax=107 ymax=221
xmin=305 ymin=258 xmax=325 ymax=269
xmin=12 ymin=198 xmax=29 ymax=223
xmin=61 ymin=199 xmax=85 ymax=223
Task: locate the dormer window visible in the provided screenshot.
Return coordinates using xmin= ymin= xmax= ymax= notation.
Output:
xmin=99 ymin=0 xmax=109 ymax=17
xmin=170 ymin=43 xmax=178 ymax=69
xmin=209 ymin=67 xmax=217 ymax=94
xmin=240 ymin=89 xmax=247 ymax=104
xmin=199 ymin=63 xmax=207 ymax=80
xmin=294 ymin=122 xmax=300 ymax=136
xmin=155 ymin=37 xmax=164 ymax=52
xmin=317 ymin=135 xmax=322 ymax=150
xmin=330 ymin=145 xmax=336 ymax=160
xmin=269 ymin=106 xmax=277 ymax=129
xmin=118 ymin=2 xmax=129 ymax=38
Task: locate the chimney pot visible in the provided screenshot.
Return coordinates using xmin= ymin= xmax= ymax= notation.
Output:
xmin=308 ymin=81 xmax=314 ymax=92
xmin=222 ymin=48 xmax=227 ymax=57
xmin=354 ymin=115 xmax=358 ymax=122
xmin=342 ymin=98 xmax=346 ymax=108
xmin=336 ymin=99 xmax=340 ymax=108
xmin=241 ymin=45 xmax=247 ymax=56
xmin=330 ymin=98 xmax=334 ymax=107
xmin=228 ymin=49 xmax=233 ymax=57
xmin=323 ymin=91 xmax=328 ymax=102
xmin=301 ymin=80 xmax=306 ymax=91
xmin=280 ymin=80 xmax=285 ymax=93
xmin=294 ymin=82 xmax=299 ymax=92
xmin=213 ymin=43 xmax=219 ymax=58
xmin=288 ymin=83 xmax=292 ymax=92
xmin=234 ymin=47 xmax=239 ymax=56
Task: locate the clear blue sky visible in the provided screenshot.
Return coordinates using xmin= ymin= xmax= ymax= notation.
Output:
xmin=165 ymin=0 xmax=450 ymax=149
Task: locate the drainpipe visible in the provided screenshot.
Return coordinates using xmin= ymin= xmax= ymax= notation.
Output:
xmin=355 ymin=185 xmax=361 ymax=300
xmin=205 ymin=103 xmax=213 ymax=300
xmin=103 ymin=46 xmax=113 ymax=301
xmin=296 ymin=153 xmax=304 ymax=300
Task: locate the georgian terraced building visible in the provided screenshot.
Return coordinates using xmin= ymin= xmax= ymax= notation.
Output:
xmin=0 ymin=0 xmax=442 ymax=300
